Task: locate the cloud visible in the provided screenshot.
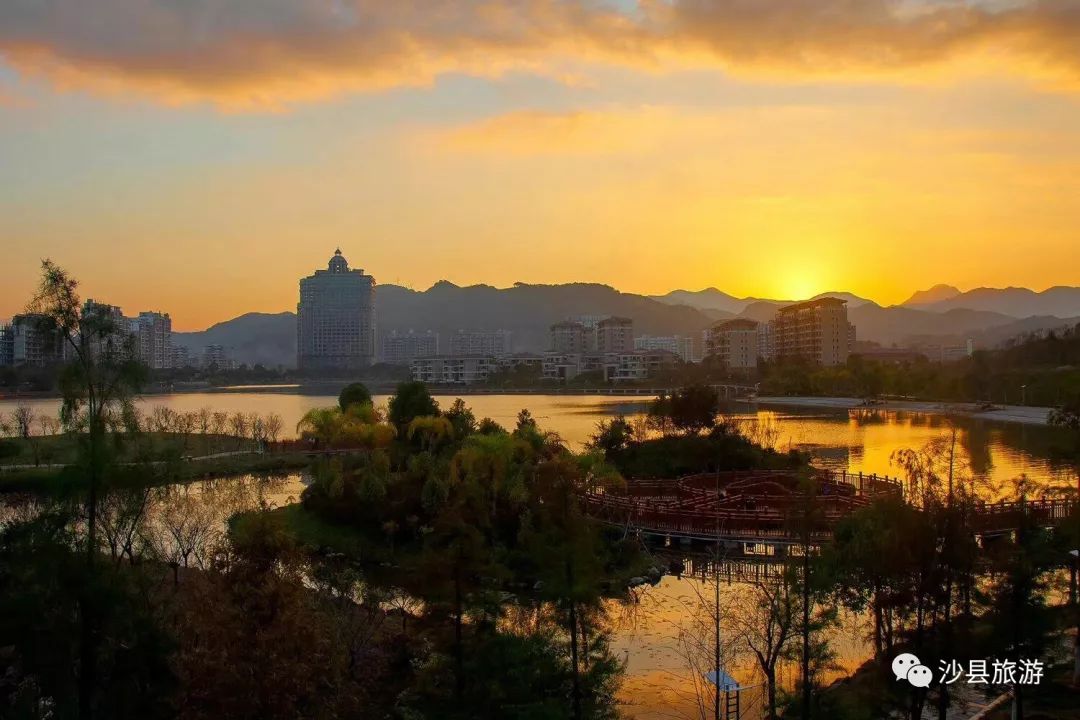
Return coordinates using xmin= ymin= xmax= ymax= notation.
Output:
xmin=656 ymin=0 xmax=1080 ymax=84
xmin=433 ymin=107 xmax=676 ymax=155
xmin=1 ymin=1 xmax=1079 ymax=109
xmin=0 ymin=0 xmax=643 ymax=109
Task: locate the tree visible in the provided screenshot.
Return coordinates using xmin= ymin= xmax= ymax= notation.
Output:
xmin=1050 ymin=394 xmax=1080 ymax=687
xmin=983 ymin=489 xmax=1058 ymax=720
xmin=388 ymin=381 xmax=439 ymax=434
xmin=733 ymin=576 xmax=798 ymax=719
xmin=228 ymin=412 xmax=249 ymax=449
xmin=449 ymin=432 xmax=531 ymax=540
xmin=477 ymin=417 xmax=506 ymax=435
xmin=444 ymin=398 xmax=478 ymax=438
xmin=668 ymin=385 xmax=722 ymax=435
xmin=296 ymin=407 xmax=345 ymax=447
xmin=338 ymin=382 xmax=372 ymax=412
xmin=407 ymin=415 xmax=455 ymax=454
xmin=11 ymin=404 xmax=40 ymax=466
xmin=588 ymin=416 xmax=632 ymax=457
xmin=263 ymin=413 xmax=283 ymax=444
xmin=829 ymin=496 xmax=923 ymax=660
xmin=521 ymin=456 xmax=609 ymax=720
xmin=210 ymin=411 xmax=228 ymax=437
xmin=26 ymin=259 xmax=146 ymax=718
xmin=515 ymin=408 xmax=538 ymax=433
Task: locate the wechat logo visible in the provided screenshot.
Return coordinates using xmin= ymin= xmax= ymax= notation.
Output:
xmin=892 ymin=653 xmax=932 ymax=688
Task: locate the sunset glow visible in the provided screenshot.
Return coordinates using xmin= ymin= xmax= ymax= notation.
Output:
xmin=2 ymin=1 xmax=1080 ymax=329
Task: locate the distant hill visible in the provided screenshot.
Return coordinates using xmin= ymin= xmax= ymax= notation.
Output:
xmin=651 ymin=288 xmax=872 ymax=313
xmin=174 ymin=312 xmax=296 ymax=368
xmin=909 ymin=286 xmax=1080 ymax=318
xmin=733 ymin=298 xmax=1043 ymax=347
xmin=175 ymin=283 xmax=1080 ymax=368
xmin=902 ymin=284 xmax=961 ymax=306
xmin=377 ymin=282 xmax=715 ymax=352
xmin=649 ymin=288 xmax=757 ymax=314
xmin=905 ymin=314 xmax=1080 ymax=349
xmin=808 ymin=291 xmax=873 ymax=307
xmin=846 ymin=304 xmax=1019 ymax=347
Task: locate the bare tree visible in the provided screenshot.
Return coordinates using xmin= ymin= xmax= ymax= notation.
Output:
xmin=174 ymin=411 xmax=196 ymax=454
xmin=247 ymin=412 xmax=264 ymax=448
xmin=12 ymin=405 xmax=39 ymax=466
xmin=36 ymin=414 xmax=62 ymax=465
xmin=264 ymin=413 xmax=283 ymax=444
xmin=210 ymin=411 xmax=228 ymax=440
xmin=148 ymin=405 xmax=176 ymax=434
xmin=228 ymin=412 xmax=249 ymax=450
xmin=195 ymin=407 xmax=211 ymax=435
xmin=98 ymin=486 xmax=153 ymax=566
xmin=149 ymin=486 xmax=225 ymax=584
xmin=733 ymin=577 xmax=798 ymax=719
xmin=195 ymin=406 xmax=212 ymax=454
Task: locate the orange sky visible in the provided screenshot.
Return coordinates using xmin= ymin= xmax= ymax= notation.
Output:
xmin=2 ymin=1 xmax=1079 ymax=330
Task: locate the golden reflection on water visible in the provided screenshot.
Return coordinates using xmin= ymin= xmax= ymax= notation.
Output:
xmin=2 ymin=393 xmax=1074 ymax=490
xmin=609 ymin=573 xmax=871 ymax=720
xmin=2 ymin=392 xmax=1077 ymax=718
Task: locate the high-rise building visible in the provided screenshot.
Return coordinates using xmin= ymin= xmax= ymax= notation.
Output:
xmin=382 ymin=330 xmax=439 ymax=364
xmin=772 ymin=297 xmax=851 ymax=366
xmin=297 ymin=249 xmax=376 ymax=371
xmin=446 ymin=329 xmax=510 ymax=357
xmin=171 ymin=346 xmax=192 ymax=368
xmin=0 ymin=322 xmax=14 ymax=366
xmin=596 ymin=316 xmax=633 ymax=353
xmin=757 ymin=322 xmax=775 ymax=361
xmin=634 ymin=335 xmax=695 ymax=362
xmin=82 ymin=299 xmax=132 ymax=361
xmin=704 ymin=319 xmax=760 ymax=370
xmin=202 ymin=344 xmax=232 ymax=369
xmin=550 ymin=321 xmax=588 ymax=354
xmin=133 ymin=311 xmax=173 ymax=369
xmin=9 ymin=314 xmax=64 ymax=367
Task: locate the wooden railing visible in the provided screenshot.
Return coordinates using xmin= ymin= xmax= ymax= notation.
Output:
xmin=586 ymin=470 xmax=1075 ymax=542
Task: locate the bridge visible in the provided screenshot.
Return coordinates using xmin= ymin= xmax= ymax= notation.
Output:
xmin=586 ymin=470 xmax=1076 ymax=546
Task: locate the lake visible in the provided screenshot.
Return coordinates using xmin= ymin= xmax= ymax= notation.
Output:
xmin=2 ymin=390 xmax=1076 ymax=719
xmin=3 ymin=390 xmax=1077 ymax=491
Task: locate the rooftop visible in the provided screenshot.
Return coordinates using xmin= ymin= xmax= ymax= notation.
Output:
xmin=777 ymin=296 xmax=848 ymax=314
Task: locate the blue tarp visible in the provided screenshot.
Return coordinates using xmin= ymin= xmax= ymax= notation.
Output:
xmin=703 ymin=669 xmax=743 ymax=692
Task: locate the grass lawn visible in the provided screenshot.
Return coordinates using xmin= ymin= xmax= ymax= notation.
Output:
xmin=0 ymin=451 xmax=313 ymax=494
xmin=0 ymin=431 xmax=259 ymax=467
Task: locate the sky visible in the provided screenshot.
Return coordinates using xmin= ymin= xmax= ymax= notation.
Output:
xmin=2 ymin=0 xmax=1080 ymax=331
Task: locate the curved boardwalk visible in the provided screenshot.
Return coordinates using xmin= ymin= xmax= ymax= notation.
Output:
xmin=586 ymin=470 xmax=1075 ymax=545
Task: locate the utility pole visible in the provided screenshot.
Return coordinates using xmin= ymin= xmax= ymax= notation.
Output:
xmin=714 ymin=469 xmax=722 ymax=720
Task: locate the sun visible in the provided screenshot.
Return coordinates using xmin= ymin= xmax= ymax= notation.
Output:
xmin=778 ymin=266 xmax=822 ymax=301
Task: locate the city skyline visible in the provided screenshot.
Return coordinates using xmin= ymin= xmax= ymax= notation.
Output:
xmin=3 ymin=1 xmax=1080 ymax=329
xmin=2 ymin=254 xmax=1080 ymax=333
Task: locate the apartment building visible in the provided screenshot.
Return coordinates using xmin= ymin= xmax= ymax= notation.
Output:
xmin=772 ymin=297 xmax=851 ymax=366
xmin=704 ymin=319 xmax=760 ymax=370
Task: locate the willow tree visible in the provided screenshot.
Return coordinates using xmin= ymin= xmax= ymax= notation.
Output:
xmin=27 ymin=259 xmax=145 ymax=718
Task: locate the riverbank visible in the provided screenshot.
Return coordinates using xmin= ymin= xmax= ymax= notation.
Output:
xmin=0 ymin=451 xmax=314 ymax=494
xmin=755 ymin=396 xmax=1055 ymax=426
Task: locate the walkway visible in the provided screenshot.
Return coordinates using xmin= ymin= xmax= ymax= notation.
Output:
xmin=586 ymin=470 xmax=1076 ymax=544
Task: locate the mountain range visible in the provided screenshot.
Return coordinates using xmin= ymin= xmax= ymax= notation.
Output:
xmin=174 ymin=283 xmax=1080 ymax=368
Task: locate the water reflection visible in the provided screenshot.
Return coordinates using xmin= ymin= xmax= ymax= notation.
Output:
xmin=610 ymin=550 xmax=872 ymax=720
xmin=2 ymin=392 xmax=1076 ymax=490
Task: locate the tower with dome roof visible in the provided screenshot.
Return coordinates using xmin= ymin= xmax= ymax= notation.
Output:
xmin=297 ymin=249 xmax=376 ymax=370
